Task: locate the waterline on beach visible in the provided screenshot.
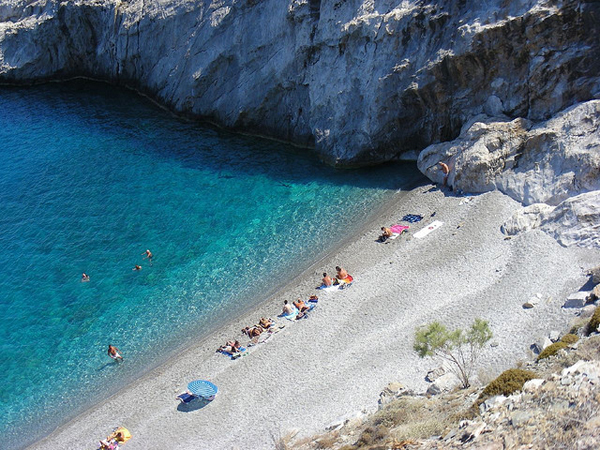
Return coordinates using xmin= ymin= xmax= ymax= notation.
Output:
xmin=0 ymin=81 xmax=421 ymax=448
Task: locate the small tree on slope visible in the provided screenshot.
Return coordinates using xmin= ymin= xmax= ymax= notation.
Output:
xmin=414 ymin=319 xmax=492 ymax=388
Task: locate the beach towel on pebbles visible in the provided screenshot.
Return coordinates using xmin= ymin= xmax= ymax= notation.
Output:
xmin=402 ymin=214 xmax=423 ymax=223
xmin=318 ymin=284 xmax=340 ymax=291
xmin=389 ymin=224 xmax=409 ymax=240
xmin=219 ymin=347 xmax=247 ymax=359
xmin=414 ymin=220 xmax=444 ymax=239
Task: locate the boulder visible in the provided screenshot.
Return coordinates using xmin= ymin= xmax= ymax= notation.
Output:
xmin=563 ymin=291 xmax=590 ymax=309
xmin=533 ymin=336 xmax=553 ymax=354
xmin=522 ymin=378 xmax=545 ymax=392
xmin=425 ymin=366 xmax=446 ymax=383
xmin=588 ymin=266 xmax=600 ymax=285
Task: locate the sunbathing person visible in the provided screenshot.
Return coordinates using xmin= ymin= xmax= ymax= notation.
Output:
xmin=378 ymin=226 xmax=393 ymax=242
xmin=322 ymin=272 xmax=333 ymax=287
xmin=242 ymin=326 xmax=262 ymax=338
xmin=282 ymin=300 xmax=294 ymax=315
xmin=217 ymin=340 xmax=241 ymax=355
xmin=293 ymin=298 xmax=310 ymax=313
xmin=258 ymin=317 xmax=273 ymax=330
xmin=336 ymin=266 xmax=348 ymax=279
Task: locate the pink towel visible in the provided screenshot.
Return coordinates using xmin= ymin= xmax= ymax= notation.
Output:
xmin=390 ymin=224 xmax=409 ymax=234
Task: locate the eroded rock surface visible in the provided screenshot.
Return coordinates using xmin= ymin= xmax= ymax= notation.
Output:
xmin=1 ymin=0 xmax=599 ymax=166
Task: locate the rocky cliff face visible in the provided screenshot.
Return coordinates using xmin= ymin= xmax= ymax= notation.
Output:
xmin=1 ymin=0 xmax=598 ymax=163
xmin=1 ymin=0 xmax=599 ymax=243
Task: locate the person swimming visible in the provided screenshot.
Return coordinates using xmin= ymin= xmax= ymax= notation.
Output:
xmin=107 ymin=345 xmax=124 ymax=361
xmin=142 ymin=249 xmax=153 ymax=265
xmin=81 ymin=273 xmax=90 ymax=282
xmin=132 ymin=265 xmax=142 ymax=271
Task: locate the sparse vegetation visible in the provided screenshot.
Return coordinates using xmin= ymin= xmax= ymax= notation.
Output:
xmin=560 ymin=334 xmax=579 ymax=345
xmin=537 ymin=341 xmax=568 ymax=361
xmin=414 ymin=319 xmax=492 ymax=388
xmin=481 ymin=369 xmax=537 ymax=398
xmin=586 ymin=306 xmax=600 ymax=335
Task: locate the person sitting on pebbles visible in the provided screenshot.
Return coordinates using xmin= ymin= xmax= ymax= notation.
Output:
xmin=282 ymin=300 xmax=294 ymax=315
xmin=336 ymin=266 xmax=348 ymax=279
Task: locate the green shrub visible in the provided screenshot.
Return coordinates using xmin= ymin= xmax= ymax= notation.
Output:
xmin=586 ymin=306 xmax=600 ymax=335
xmin=474 ymin=369 xmax=537 ymax=411
xmin=480 ymin=369 xmax=537 ymax=398
xmin=537 ymin=341 xmax=568 ymax=361
xmin=560 ymin=334 xmax=579 ymax=345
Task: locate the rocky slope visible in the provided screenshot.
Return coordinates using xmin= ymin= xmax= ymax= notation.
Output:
xmin=1 ymin=0 xmax=598 ymax=243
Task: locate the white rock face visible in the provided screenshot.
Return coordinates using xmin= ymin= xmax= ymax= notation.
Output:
xmin=1 ymin=0 xmax=599 ymax=166
xmin=419 ymin=101 xmax=600 ymax=248
xmin=2 ymin=0 xmax=598 ymax=247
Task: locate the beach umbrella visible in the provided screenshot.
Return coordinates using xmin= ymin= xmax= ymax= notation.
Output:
xmin=187 ymin=379 xmax=218 ymax=399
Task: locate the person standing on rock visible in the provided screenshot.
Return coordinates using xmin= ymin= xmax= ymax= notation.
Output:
xmin=438 ymin=162 xmax=450 ymax=187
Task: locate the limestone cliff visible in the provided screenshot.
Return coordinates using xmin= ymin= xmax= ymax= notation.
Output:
xmin=1 ymin=0 xmax=599 ymax=244
xmin=1 ymin=0 xmax=598 ymax=166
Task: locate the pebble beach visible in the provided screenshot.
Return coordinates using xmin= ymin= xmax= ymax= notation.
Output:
xmin=29 ymin=184 xmax=600 ymax=450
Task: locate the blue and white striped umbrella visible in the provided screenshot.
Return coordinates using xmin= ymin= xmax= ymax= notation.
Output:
xmin=187 ymin=380 xmax=218 ymax=398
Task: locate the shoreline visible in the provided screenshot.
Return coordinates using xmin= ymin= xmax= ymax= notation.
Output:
xmin=25 ymin=178 xmax=424 ymax=448
xmin=29 ymin=184 xmax=600 ymax=449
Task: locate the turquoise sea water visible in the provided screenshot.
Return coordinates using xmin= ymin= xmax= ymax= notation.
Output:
xmin=0 ymin=81 xmax=421 ymax=448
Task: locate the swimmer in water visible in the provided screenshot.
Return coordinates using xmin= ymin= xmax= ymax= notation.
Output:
xmin=108 ymin=345 xmax=124 ymax=361
xmin=142 ymin=249 xmax=153 ymax=266
xmin=81 ymin=273 xmax=90 ymax=282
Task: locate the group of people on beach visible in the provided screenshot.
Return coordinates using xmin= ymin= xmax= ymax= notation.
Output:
xmin=216 ymin=265 xmax=351 ymax=359
xmin=320 ymin=266 xmax=353 ymax=288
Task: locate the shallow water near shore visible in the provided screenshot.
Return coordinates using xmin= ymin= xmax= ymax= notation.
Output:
xmin=0 ymin=81 xmax=420 ymax=448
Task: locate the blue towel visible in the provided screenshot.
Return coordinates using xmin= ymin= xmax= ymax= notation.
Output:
xmin=177 ymin=392 xmax=197 ymax=403
xmin=402 ymin=214 xmax=423 ymax=223
xmin=219 ymin=347 xmax=246 ymax=359
xmin=281 ymin=306 xmax=299 ymax=321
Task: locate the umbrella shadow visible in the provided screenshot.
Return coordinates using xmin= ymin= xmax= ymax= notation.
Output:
xmin=176 ymin=397 xmax=213 ymax=413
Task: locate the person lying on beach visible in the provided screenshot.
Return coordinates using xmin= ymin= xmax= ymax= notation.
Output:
xmin=217 ymin=340 xmax=241 ymax=355
xmin=107 ymin=345 xmax=124 ymax=361
xmin=99 ymin=439 xmax=118 ymax=450
xmin=258 ymin=317 xmax=273 ymax=330
xmin=282 ymin=300 xmax=294 ymax=315
xmin=242 ymin=326 xmax=262 ymax=338
xmin=293 ymin=298 xmax=310 ymax=313
xmin=378 ymin=227 xmax=393 ymax=242
xmin=322 ymin=272 xmax=333 ymax=287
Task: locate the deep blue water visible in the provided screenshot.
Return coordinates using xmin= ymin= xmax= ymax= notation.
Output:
xmin=0 ymin=81 xmax=420 ymax=448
